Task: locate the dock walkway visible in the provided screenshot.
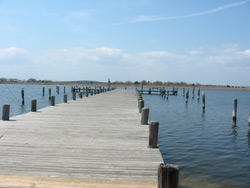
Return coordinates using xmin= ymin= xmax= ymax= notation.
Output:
xmin=0 ymin=90 xmax=162 ymax=187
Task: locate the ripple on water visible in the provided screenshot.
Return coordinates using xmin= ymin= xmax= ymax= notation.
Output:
xmin=143 ymin=90 xmax=250 ymax=188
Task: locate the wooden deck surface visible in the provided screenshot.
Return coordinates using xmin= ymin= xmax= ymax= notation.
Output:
xmin=0 ymin=90 xmax=162 ymax=187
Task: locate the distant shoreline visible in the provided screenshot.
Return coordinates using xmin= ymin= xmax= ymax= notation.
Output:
xmin=1 ymin=82 xmax=249 ymax=91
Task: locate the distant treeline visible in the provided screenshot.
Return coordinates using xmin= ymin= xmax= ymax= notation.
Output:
xmin=112 ymin=80 xmax=246 ymax=88
xmin=0 ymin=77 xmax=53 ymax=83
xmin=0 ymin=77 xmax=246 ymax=88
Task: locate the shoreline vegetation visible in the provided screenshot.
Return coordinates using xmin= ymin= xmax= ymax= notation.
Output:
xmin=1 ymin=80 xmax=249 ymax=91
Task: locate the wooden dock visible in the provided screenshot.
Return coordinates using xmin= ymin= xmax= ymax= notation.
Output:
xmin=0 ymin=90 xmax=163 ymax=187
xmin=138 ymin=88 xmax=178 ymax=95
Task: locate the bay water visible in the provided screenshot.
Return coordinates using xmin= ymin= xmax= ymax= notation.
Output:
xmin=143 ymin=89 xmax=250 ymax=188
xmin=0 ymin=84 xmax=250 ymax=187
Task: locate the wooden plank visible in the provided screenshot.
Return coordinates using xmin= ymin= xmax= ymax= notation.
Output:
xmin=0 ymin=175 xmax=157 ymax=188
xmin=0 ymin=90 xmax=162 ymax=186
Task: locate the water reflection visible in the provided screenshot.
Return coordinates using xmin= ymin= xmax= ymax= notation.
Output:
xmin=231 ymin=122 xmax=238 ymax=137
xmin=248 ymin=129 xmax=250 ymax=148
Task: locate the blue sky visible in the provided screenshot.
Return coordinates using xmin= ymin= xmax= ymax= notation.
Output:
xmin=0 ymin=0 xmax=250 ymax=86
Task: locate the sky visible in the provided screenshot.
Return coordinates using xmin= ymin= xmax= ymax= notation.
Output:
xmin=0 ymin=0 xmax=250 ymax=86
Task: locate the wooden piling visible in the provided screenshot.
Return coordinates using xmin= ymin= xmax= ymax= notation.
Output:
xmin=51 ymin=96 xmax=55 ymax=106
xmin=141 ymin=107 xmax=149 ymax=125
xmin=138 ymin=96 xmax=143 ymax=108
xmin=2 ymin=104 xmax=10 ymax=121
xmin=31 ymin=99 xmax=37 ymax=112
xmin=64 ymin=86 xmax=66 ymax=93
xmin=158 ymin=163 xmax=179 ymax=188
xmin=198 ymin=88 xmax=200 ymax=100
xmin=148 ymin=121 xmax=159 ymax=148
xmin=72 ymin=92 xmax=76 ymax=100
xmin=108 ymin=78 xmax=111 ymax=91
xmin=185 ymin=90 xmax=189 ymax=103
xmin=42 ymin=87 xmax=45 ymax=96
xmin=63 ymin=94 xmax=67 ymax=103
xmin=48 ymin=88 xmax=51 ymax=100
xmin=91 ymin=91 xmax=93 ymax=96
xmin=138 ymin=100 xmax=144 ymax=113
xmin=79 ymin=92 xmax=82 ymax=98
xmin=86 ymin=89 xmax=89 ymax=97
xmin=233 ymin=99 xmax=238 ymax=122
xmin=202 ymin=92 xmax=205 ymax=110
xmin=192 ymin=87 xmax=195 ymax=99
xmin=183 ymin=88 xmax=185 ymax=97
xmin=166 ymin=91 xmax=169 ymax=100
xmin=21 ymin=88 xmax=24 ymax=105
xmin=249 ymin=105 xmax=250 ymax=127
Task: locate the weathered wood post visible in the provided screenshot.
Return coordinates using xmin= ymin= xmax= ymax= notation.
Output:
xmin=141 ymin=82 xmax=143 ymax=93
xmin=233 ymin=99 xmax=238 ymax=122
xmin=72 ymin=92 xmax=76 ymax=100
xmin=48 ymin=88 xmax=51 ymax=100
xmin=86 ymin=89 xmax=89 ymax=97
xmin=21 ymin=88 xmax=24 ymax=105
xmin=31 ymin=99 xmax=37 ymax=112
xmin=149 ymin=88 xmax=151 ymax=94
xmin=79 ymin=92 xmax=82 ymax=98
xmin=64 ymin=86 xmax=66 ymax=93
xmin=202 ymin=92 xmax=205 ymax=110
xmin=51 ymin=96 xmax=55 ymax=106
xmin=108 ymin=78 xmax=111 ymax=91
xmin=56 ymin=86 xmax=59 ymax=94
xmin=185 ymin=90 xmax=189 ymax=104
xmin=192 ymin=87 xmax=195 ymax=99
xmin=249 ymin=105 xmax=250 ymax=127
xmin=42 ymin=87 xmax=45 ymax=96
xmin=141 ymin=107 xmax=149 ymax=125
xmin=2 ymin=104 xmax=10 ymax=120
xmin=183 ymin=88 xmax=185 ymax=97
xmin=166 ymin=91 xmax=169 ymax=100
xmin=148 ymin=121 xmax=159 ymax=148
xmin=64 ymin=94 xmax=67 ymax=103
xmin=91 ymin=90 xmax=93 ymax=96
xmin=198 ymin=88 xmax=200 ymax=100
xmin=138 ymin=96 xmax=143 ymax=108
xmin=158 ymin=163 xmax=179 ymax=188
xmin=138 ymin=100 xmax=144 ymax=113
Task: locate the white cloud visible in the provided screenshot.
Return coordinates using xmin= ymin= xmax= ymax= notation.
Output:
xmin=236 ymin=49 xmax=250 ymax=55
xmin=1 ymin=45 xmax=250 ymax=85
xmin=114 ymin=0 xmax=250 ymax=25
xmin=190 ymin=50 xmax=202 ymax=56
xmin=0 ymin=47 xmax=29 ymax=59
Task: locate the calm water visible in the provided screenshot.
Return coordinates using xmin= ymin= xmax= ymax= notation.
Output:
xmin=1 ymin=84 xmax=250 ymax=187
xmin=0 ymin=84 xmax=86 ymax=117
xmin=143 ymin=89 xmax=250 ymax=188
